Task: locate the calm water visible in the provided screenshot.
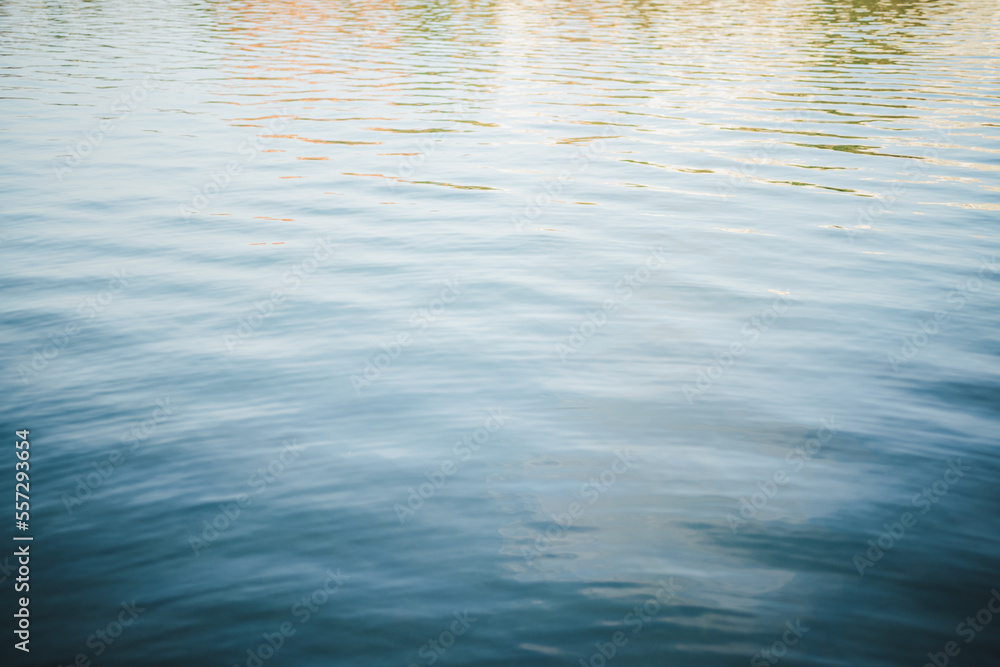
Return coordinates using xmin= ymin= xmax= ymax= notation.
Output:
xmin=2 ymin=1 xmax=1000 ymax=665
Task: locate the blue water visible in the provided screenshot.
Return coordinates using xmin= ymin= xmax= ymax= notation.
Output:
xmin=2 ymin=1 xmax=1000 ymax=666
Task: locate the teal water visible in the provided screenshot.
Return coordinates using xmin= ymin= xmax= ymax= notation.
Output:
xmin=2 ymin=1 xmax=1000 ymax=666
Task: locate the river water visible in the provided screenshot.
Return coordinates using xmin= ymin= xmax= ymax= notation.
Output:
xmin=2 ymin=1 xmax=999 ymax=666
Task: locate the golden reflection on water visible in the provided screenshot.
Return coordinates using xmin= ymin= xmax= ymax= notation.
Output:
xmin=185 ymin=0 xmax=1000 ymax=247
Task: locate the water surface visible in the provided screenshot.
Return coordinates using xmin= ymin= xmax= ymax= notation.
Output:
xmin=2 ymin=1 xmax=999 ymax=666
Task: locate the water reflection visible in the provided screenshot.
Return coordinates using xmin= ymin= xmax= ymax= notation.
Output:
xmin=1 ymin=1 xmax=998 ymax=666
